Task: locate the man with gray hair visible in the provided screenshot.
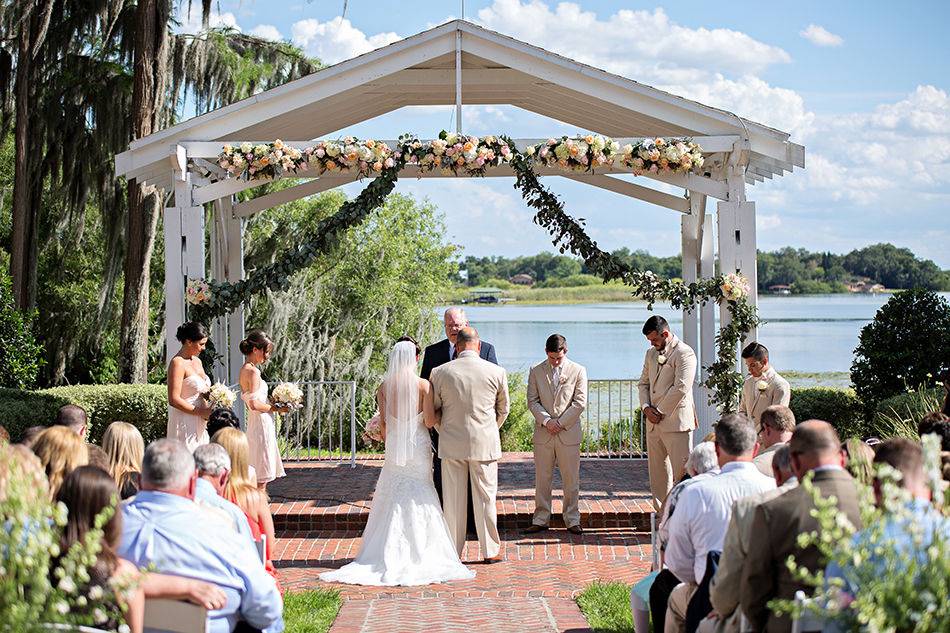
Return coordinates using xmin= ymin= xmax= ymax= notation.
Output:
xmin=194 ymin=443 xmax=255 ymax=547
xmin=660 ymin=414 xmax=775 ymax=633
xmin=119 ymin=439 xmax=283 ymax=633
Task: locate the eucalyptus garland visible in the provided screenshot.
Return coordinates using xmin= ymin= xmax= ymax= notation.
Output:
xmin=187 ymin=132 xmax=758 ymax=411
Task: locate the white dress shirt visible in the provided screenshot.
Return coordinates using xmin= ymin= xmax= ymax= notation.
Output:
xmin=664 ymin=461 xmax=775 ymax=584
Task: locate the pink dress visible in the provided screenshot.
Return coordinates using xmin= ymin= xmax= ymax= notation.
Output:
xmin=242 ymin=377 xmax=286 ymax=484
xmin=167 ymin=373 xmax=211 ymax=451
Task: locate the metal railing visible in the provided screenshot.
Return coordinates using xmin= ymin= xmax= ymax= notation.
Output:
xmin=580 ymin=379 xmax=646 ymax=459
xmin=274 ymin=380 xmax=357 ymax=466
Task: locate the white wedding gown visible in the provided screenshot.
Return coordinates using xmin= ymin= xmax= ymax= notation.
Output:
xmin=320 ymin=411 xmax=475 ymax=586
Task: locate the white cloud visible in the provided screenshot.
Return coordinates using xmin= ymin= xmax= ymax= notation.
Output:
xmin=800 ymin=24 xmax=844 ymax=47
xmin=290 ymin=17 xmax=401 ymax=65
xmin=249 ymin=24 xmax=282 ymax=41
xmin=175 ymin=9 xmax=238 ymax=34
xmin=757 ymin=214 xmax=782 ymax=231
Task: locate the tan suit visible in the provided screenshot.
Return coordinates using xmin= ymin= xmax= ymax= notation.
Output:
xmin=752 ymin=442 xmax=784 ymax=477
xmin=431 ymin=350 xmax=510 ymax=558
xmin=738 ymin=367 xmax=790 ymax=431
xmin=741 ymin=469 xmax=862 ymax=632
xmin=527 ymin=358 xmax=588 ymax=528
xmin=638 ymin=334 xmax=697 ymax=510
xmin=707 ymin=478 xmax=798 ymax=632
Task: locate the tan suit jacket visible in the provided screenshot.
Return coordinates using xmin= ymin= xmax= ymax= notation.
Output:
xmin=527 ymin=358 xmax=588 ymax=446
xmin=431 ymin=351 xmax=510 ymax=461
xmin=638 ymin=334 xmax=697 ymax=432
xmin=709 ymin=478 xmax=799 ymax=626
xmin=740 ymin=469 xmax=862 ymax=632
xmin=738 ymin=367 xmax=790 ymax=430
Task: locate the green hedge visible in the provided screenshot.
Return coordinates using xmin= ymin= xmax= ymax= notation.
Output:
xmin=0 ymin=384 xmax=167 ymax=444
xmin=789 ymin=386 xmax=866 ymax=439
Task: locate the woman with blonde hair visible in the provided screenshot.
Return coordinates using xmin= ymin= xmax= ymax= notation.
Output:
xmin=211 ymin=427 xmax=281 ymax=591
xmin=32 ymin=426 xmax=88 ymax=499
xmin=102 ymin=421 xmax=145 ymax=499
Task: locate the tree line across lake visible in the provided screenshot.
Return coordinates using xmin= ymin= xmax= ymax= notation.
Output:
xmin=461 ymin=243 xmax=950 ymax=293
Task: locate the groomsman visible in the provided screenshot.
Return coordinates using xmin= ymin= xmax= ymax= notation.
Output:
xmin=525 ymin=334 xmax=588 ymax=535
xmin=738 ymin=342 xmax=791 ymax=431
xmin=421 ymin=307 xmax=498 ymax=523
xmin=638 ymin=316 xmax=698 ymax=512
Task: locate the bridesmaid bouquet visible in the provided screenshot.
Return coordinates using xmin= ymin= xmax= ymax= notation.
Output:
xmin=362 ymin=411 xmax=383 ymax=444
xmin=207 ymin=382 xmax=237 ymax=409
xmin=271 ymin=382 xmax=304 ymax=410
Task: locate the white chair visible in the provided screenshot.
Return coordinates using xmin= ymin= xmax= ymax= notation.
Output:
xmin=790 ymin=590 xmax=825 ymax=633
xmin=650 ymin=512 xmax=661 ymax=570
xmin=40 ymin=625 xmax=111 ymax=633
xmin=256 ymin=534 xmax=267 ymax=563
xmin=143 ymin=598 xmax=208 ymax=633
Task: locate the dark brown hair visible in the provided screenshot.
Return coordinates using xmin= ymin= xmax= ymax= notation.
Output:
xmin=176 ymin=321 xmax=209 ymax=344
xmin=545 ymin=334 xmax=567 ymax=353
xmin=239 ymin=329 xmax=273 ymax=356
xmin=741 ymin=342 xmax=769 ymax=362
xmin=55 ymin=466 xmax=121 ymax=586
xmin=873 ymin=438 xmax=924 ymax=486
xmin=396 ymin=335 xmax=421 ymax=356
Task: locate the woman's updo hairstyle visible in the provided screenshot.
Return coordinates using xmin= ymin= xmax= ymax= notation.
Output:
xmin=396 ymin=335 xmax=421 ymax=356
xmin=239 ymin=329 xmax=273 ymax=356
xmin=176 ymin=321 xmax=209 ymax=344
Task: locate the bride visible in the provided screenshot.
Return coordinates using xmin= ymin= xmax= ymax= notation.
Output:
xmin=320 ymin=337 xmax=475 ymax=586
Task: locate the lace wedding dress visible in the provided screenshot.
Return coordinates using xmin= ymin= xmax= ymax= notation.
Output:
xmin=320 ymin=342 xmax=475 ymax=587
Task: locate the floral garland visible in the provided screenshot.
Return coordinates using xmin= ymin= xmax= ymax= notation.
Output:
xmin=198 ymin=132 xmax=754 ymax=411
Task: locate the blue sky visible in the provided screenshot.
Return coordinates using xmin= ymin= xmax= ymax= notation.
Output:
xmin=181 ymin=1 xmax=950 ymax=266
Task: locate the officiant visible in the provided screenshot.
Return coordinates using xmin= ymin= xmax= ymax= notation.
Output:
xmin=421 ymin=307 xmax=498 ymax=528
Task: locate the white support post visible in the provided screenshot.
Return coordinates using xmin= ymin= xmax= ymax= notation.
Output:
xmin=697 ymin=212 xmax=718 ymax=438
xmin=165 ymin=146 xmax=192 ymax=364
xmin=681 ymin=195 xmax=702 ymax=352
xmin=224 ymin=201 xmax=246 ymax=401
xmin=209 ymin=199 xmax=230 ymax=382
xmin=455 ymin=29 xmax=462 ymax=133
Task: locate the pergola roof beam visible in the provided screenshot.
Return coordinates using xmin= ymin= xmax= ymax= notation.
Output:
xmin=561 ymin=173 xmax=689 ymax=212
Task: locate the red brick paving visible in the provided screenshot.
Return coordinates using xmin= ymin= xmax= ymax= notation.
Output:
xmin=272 ymin=457 xmax=653 ymax=632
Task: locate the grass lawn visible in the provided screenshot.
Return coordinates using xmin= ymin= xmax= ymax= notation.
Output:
xmin=576 ymin=581 xmax=635 ymax=633
xmin=284 ymin=589 xmax=342 ymax=633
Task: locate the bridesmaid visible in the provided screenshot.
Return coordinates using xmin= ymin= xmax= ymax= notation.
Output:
xmin=167 ymin=322 xmax=212 ymax=451
xmin=239 ymin=330 xmax=286 ymax=491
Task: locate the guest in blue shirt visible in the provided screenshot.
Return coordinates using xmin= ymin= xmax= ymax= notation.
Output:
xmin=119 ymin=439 xmax=283 ymax=633
xmin=194 ymin=443 xmax=256 ymax=548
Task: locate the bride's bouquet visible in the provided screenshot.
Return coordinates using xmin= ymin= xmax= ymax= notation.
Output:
xmin=270 ymin=381 xmax=304 ymax=410
xmin=362 ymin=411 xmax=384 ymax=444
xmin=207 ymin=382 xmax=237 ymax=409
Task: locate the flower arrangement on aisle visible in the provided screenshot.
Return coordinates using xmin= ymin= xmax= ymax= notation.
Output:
xmin=206 ymin=382 xmax=237 ymax=409
xmin=526 ymin=135 xmax=622 ymax=172
xmin=270 ymin=382 xmax=304 ymax=410
xmin=362 ymin=412 xmax=383 ymax=444
xmin=619 ymin=137 xmax=704 ymax=174
xmin=400 ymin=131 xmax=513 ymax=177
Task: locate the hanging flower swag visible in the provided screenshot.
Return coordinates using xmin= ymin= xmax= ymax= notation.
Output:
xmin=195 ymin=132 xmax=756 ymax=412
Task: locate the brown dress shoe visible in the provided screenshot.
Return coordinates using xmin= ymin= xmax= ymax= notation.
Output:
xmin=567 ymin=525 xmax=584 ymax=535
xmin=523 ymin=524 xmax=548 ymax=534
xmin=483 ymin=554 xmax=504 ymax=564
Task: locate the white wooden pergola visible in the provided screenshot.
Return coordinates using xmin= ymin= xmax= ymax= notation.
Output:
xmin=115 ymin=20 xmax=804 ymax=436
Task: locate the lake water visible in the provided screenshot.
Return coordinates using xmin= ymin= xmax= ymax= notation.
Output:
xmin=454 ymin=293 xmax=950 ymax=380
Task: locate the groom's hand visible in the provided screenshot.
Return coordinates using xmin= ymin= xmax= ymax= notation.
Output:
xmin=544 ymin=420 xmax=562 ymax=434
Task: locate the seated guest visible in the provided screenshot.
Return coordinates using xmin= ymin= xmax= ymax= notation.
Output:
xmin=826 ymin=438 xmax=950 ymax=605
xmin=55 ymin=404 xmax=89 ymax=438
xmin=86 ymin=444 xmax=112 ymax=473
xmin=738 ymin=343 xmax=790 ymax=431
xmin=55 ymin=466 xmax=146 ymax=632
xmin=194 ymin=443 xmax=256 ymax=547
xmin=0 ymin=424 xmax=8 ymax=445
xmin=17 ymin=425 xmax=46 ymax=449
xmin=752 ymin=405 xmax=795 ymax=477
xmin=32 ymin=426 xmax=89 ymax=499
xmin=918 ymin=412 xmax=950 ymax=449
xmin=842 ymin=437 xmax=875 ymax=486
xmin=741 ymin=420 xmax=862 ymax=632
xmin=652 ymin=441 xmax=720 ymax=631
xmin=1 ymin=442 xmax=49 ymax=505
xmin=663 ymin=414 xmax=774 ymax=633
xmin=212 ymin=428 xmax=280 ymax=590
xmin=207 ymin=408 xmax=241 ymax=440
xmin=119 ymin=439 xmax=282 ymax=633
xmin=102 ymin=421 xmax=145 ymax=499
xmin=704 ymin=445 xmax=798 ymax=633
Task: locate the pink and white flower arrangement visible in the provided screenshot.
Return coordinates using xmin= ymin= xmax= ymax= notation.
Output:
xmin=305 ymin=137 xmax=394 ymax=179
xmin=362 ymin=411 xmax=384 ymax=444
xmin=527 ymin=135 xmax=621 ymax=173
xmin=218 ymin=138 xmax=394 ymax=181
xmin=720 ymin=272 xmax=751 ymax=302
xmin=401 ymin=131 xmax=513 ymax=177
xmin=185 ymin=279 xmax=211 ymax=306
xmin=271 ymin=382 xmax=304 ymax=410
xmin=620 ymin=137 xmax=704 ymax=175
xmin=218 ymin=139 xmax=307 ymax=180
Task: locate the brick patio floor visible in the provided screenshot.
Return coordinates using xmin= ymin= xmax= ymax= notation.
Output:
xmin=270 ymin=455 xmax=653 ymax=632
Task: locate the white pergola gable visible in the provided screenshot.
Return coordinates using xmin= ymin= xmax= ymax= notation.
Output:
xmin=115 ymin=19 xmax=804 ymax=437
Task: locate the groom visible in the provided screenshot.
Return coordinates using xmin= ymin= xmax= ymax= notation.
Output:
xmin=430 ymin=327 xmax=509 ymax=562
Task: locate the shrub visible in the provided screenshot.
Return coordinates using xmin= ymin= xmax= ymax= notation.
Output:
xmin=500 ymin=372 xmax=533 ymax=452
xmin=869 ymin=386 xmax=943 ymax=440
xmin=536 ymin=274 xmax=603 ymax=288
xmin=0 ymin=384 xmax=167 ymax=444
xmin=0 ymin=270 xmax=44 ymax=389
xmin=789 ymin=387 xmax=865 ymax=439
xmin=851 ymin=289 xmax=950 ymax=406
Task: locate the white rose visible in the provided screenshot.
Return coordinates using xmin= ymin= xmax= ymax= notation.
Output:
xmin=756 ymin=380 xmax=769 ymax=391
xmin=240 ymin=142 xmax=252 ymax=153
xmin=657 ymin=354 xmax=667 ymax=365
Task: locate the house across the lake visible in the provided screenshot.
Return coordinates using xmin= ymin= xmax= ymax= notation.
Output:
xmin=509 ymin=273 xmax=534 ymax=286
xmin=847 ymin=281 xmax=886 ymax=293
